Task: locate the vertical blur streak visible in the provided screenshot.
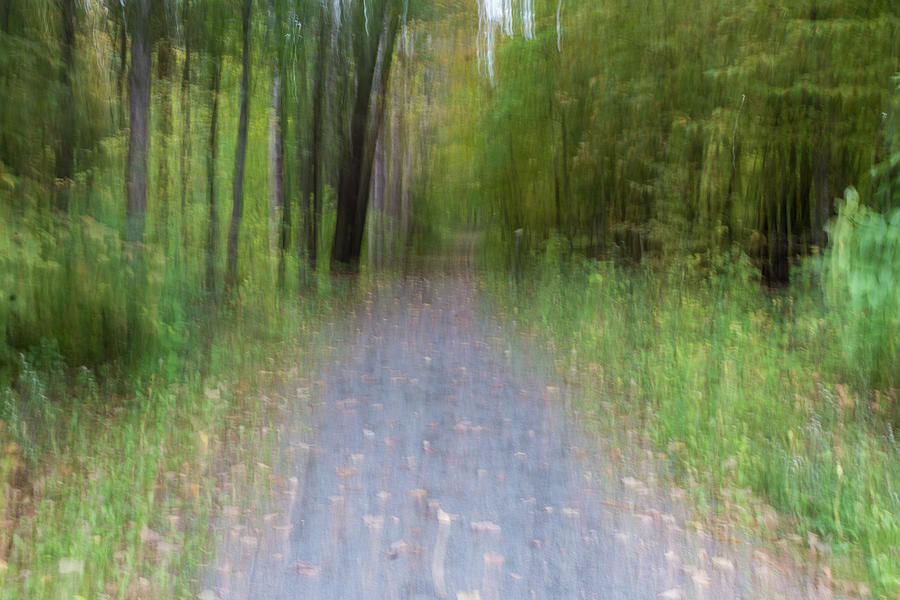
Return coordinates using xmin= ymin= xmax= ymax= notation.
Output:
xmin=126 ymin=0 xmax=151 ymax=246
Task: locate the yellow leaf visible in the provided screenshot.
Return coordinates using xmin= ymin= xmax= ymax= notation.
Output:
xmin=198 ymin=431 xmax=209 ymax=450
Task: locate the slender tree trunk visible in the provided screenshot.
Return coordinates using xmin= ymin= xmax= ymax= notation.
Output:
xmin=268 ymin=77 xmax=281 ymax=254
xmin=0 ymin=0 xmax=9 ymax=33
xmin=270 ymin=75 xmax=287 ymax=289
xmin=206 ymin=59 xmax=221 ymax=298
xmin=126 ymin=0 xmax=151 ymax=246
xmin=118 ymin=16 xmax=127 ymax=129
xmin=53 ymin=0 xmax=75 ymax=213
xmin=225 ymin=0 xmax=252 ymax=293
xmin=400 ymin=43 xmax=412 ymax=259
xmin=156 ymin=37 xmax=173 ymax=249
xmin=180 ymin=0 xmax=192 ymax=257
xmin=304 ymin=8 xmax=328 ymax=282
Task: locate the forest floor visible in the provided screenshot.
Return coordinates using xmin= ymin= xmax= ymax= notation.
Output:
xmin=201 ymin=268 xmax=848 ymax=600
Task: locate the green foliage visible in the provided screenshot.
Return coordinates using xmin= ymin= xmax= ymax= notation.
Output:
xmin=825 ymin=188 xmax=900 ymax=391
xmin=430 ymin=0 xmax=900 ymax=280
xmin=489 ymin=247 xmax=900 ymax=595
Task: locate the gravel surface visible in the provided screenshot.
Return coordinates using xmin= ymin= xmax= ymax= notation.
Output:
xmin=206 ymin=273 xmax=837 ymax=600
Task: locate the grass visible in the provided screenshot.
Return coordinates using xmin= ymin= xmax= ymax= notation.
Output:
xmin=0 ymin=287 xmax=344 ymax=600
xmin=485 ymin=242 xmax=900 ymax=598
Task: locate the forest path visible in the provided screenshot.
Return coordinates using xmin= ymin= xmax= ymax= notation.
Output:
xmin=207 ymin=271 xmax=835 ymax=600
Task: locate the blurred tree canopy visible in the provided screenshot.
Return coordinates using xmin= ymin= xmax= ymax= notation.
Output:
xmin=432 ymin=0 xmax=899 ymax=283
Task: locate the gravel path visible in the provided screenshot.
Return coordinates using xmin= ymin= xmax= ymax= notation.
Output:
xmin=206 ymin=273 xmax=836 ymax=600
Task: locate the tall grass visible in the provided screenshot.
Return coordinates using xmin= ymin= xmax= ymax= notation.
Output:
xmin=487 ymin=241 xmax=900 ymax=596
xmin=0 ymin=287 xmax=338 ymax=600
xmin=0 ymin=154 xmax=345 ymax=599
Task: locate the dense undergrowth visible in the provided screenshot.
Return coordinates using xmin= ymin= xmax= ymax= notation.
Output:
xmin=486 ymin=238 xmax=900 ymax=597
xmin=0 ymin=279 xmax=344 ymax=600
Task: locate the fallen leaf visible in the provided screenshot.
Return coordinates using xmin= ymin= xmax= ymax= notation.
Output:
xmin=470 ymin=521 xmax=501 ymax=533
xmin=198 ymin=589 xmax=218 ymax=600
xmin=691 ymin=569 xmax=711 ymax=588
xmin=712 ymin=556 xmax=734 ymax=573
xmin=622 ymin=476 xmax=643 ymax=489
xmin=57 ymin=558 xmax=83 ymax=575
xmin=294 ymin=560 xmax=321 ymax=577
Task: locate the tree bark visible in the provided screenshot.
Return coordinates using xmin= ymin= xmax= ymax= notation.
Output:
xmin=156 ymin=37 xmax=173 ymax=248
xmin=53 ymin=0 xmax=75 ymax=213
xmin=180 ymin=0 xmax=192 ymax=256
xmin=126 ymin=0 xmax=151 ymax=246
xmin=370 ymin=130 xmax=385 ymax=270
xmin=303 ymin=6 xmax=328 ymax=282
xmin=206 ymin=59 xmax=221 ymax=298
xmin=332 ymin=10 xmax=401 ymax=272
xmin=270 ymin=75 xmax=287 ymax=289
xmin=225 ymin=0 xmax=252 ymax=293
xmin=0 ymin=0 xmax=9 ymax=33
xmin=117 ymin=15 xmax=127 ymax=129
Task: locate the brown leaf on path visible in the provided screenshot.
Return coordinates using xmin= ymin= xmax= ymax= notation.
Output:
xmin=691 ymin=568 xmax=711 ymax=588
xmin=471 ymin=521 xmax=501 ymax=533
xmin=712 ymin=556 xmax=735 ymax=573
xmin=294 ymin=560 xmax=321 ymax=577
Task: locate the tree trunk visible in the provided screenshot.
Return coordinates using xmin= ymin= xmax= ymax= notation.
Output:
xmin=126 ymin=0 xmax=151 ymax=246
xmin=117 ymin=15 xmax=127 ymax=129
xmin=0 ymin=0 xmax=9 ymax=33
xmin=180 ymin=0 xmax=192 ymax=257
xmin=332 ymin=13 xmax=400 ymax=272
xmin=225 ymin=0 xmax=252 ymax=293
xmin=206 ymin=59 xmax=221 ymax=298
xmin=156 ymin=37 xmax=173 ymax=249
xmin=370 ymin=131 xmax=385 ymax=270
xmin=270 ymin=75 xmax=287 ymax=289
xmin=303 ymin=7 xmax=328 ymax=283
xmin=53 ymin=0 xmax=75 ymax=213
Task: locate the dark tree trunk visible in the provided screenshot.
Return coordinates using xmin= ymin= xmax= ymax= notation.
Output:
xmin=53 ymin=0 xmax=76 ymax=213
xmin=180 ymin=0 xmax=192 ymax=256
xmin=267 ymin=0 xmax=288 ymax=290
xmin=270 ymin=75 xmax=287 ymax=289
xmin=304 ymin=7 xmax=328 ymax=282
xmin=0 ymin=0 xmax=9 ymax=33
xmin=370 ymin=130 xmax=386 ymax=270
xmin=206 ymin=59 xmax=221 ymax=297
xmin=126 ymin=0 xmax=151 ymax=245
xmin=156 ymin=37 xmax=173 ymax=248
xmin=332 ymin=13 xmax=400 ymax=272
xmin=225 ymin=0 xmax=252 ymax=293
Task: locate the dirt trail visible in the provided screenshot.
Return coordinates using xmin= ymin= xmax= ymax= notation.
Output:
xmin=206 ymin=273 xmax=837 ymax=600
